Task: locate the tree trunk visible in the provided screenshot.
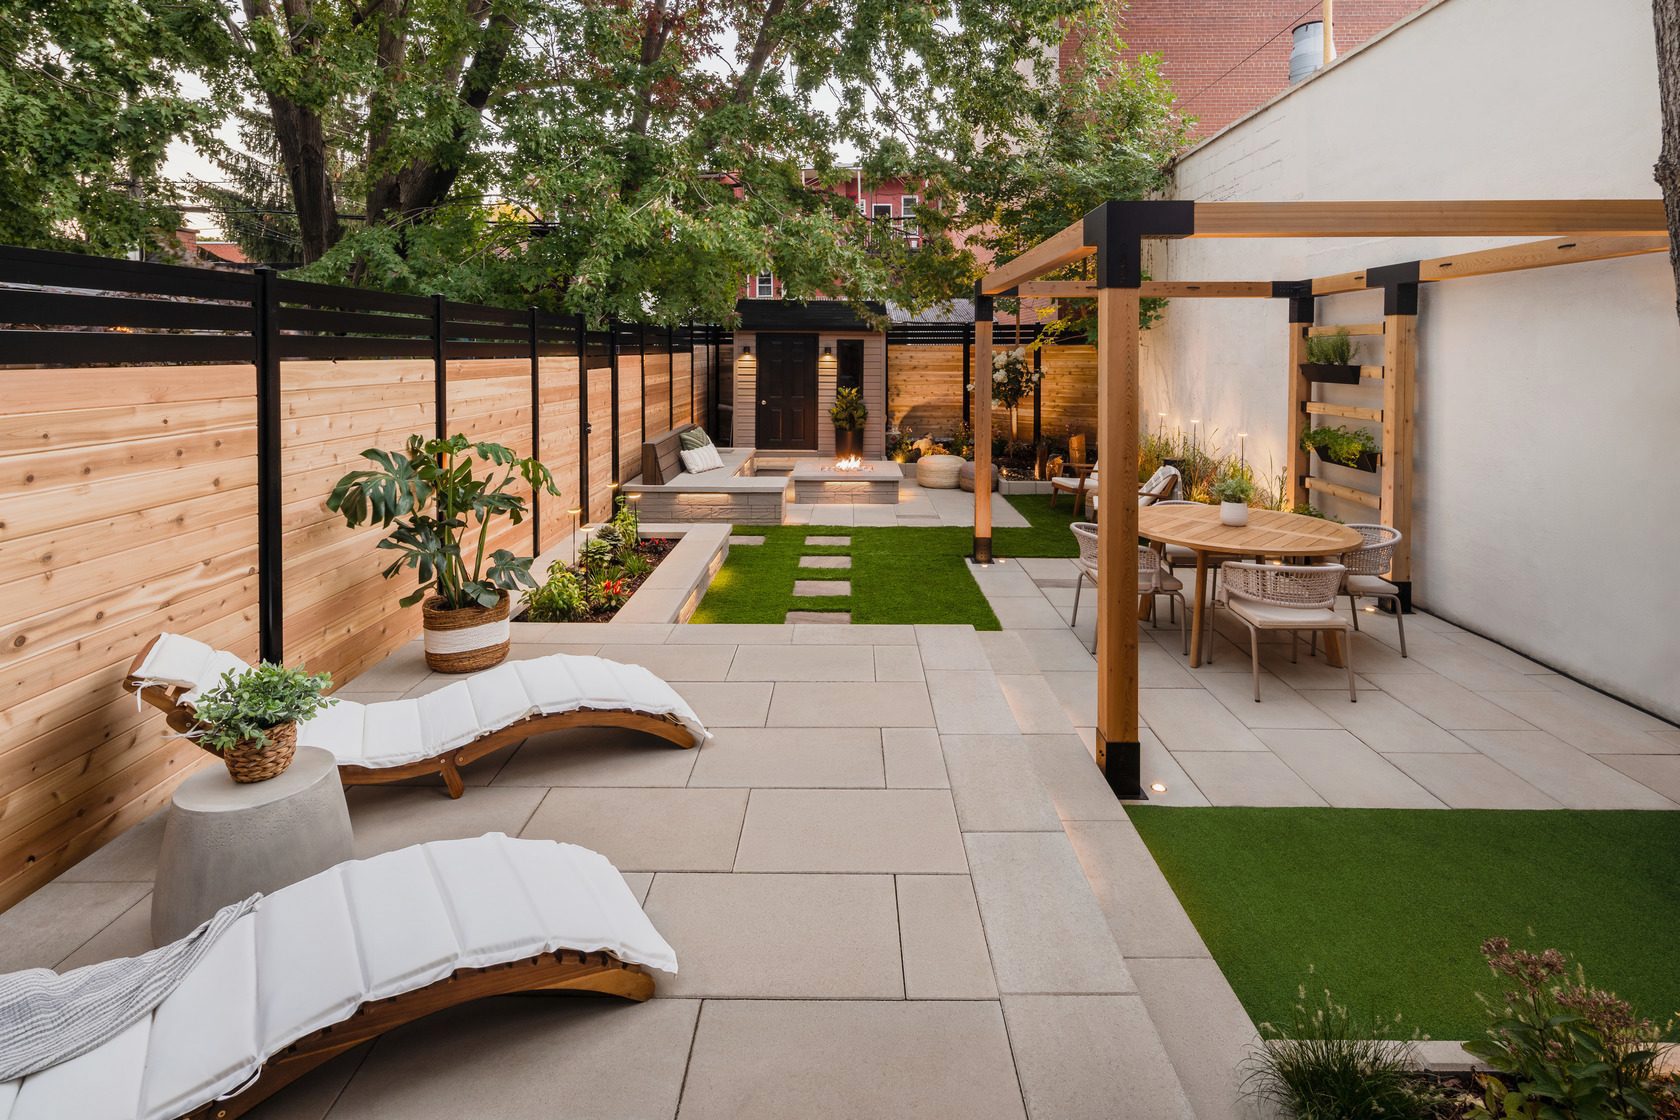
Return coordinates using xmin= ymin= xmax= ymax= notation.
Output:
xmin=245 ymin=0 xmax=342 ymax=263
xmin=1657 ymin=0 xmax=1680 ymax=319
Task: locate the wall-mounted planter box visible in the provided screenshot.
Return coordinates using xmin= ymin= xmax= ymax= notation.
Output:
xmin=1300 ymin=362 xmax=1363 ymax=385
xmin=1313 ymin=448 xmax=1381 ymax=473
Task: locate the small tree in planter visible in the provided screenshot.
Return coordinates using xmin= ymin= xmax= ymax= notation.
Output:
xmin=190 ymin=664 xmax=335 ymax=783
xmin=1300 ymin=328 xmax=1362 ymax=384
xmin=829 ymin=387 xmax=868 ymax=457
xmin=328 ymin=433 xmax=561 ymax=672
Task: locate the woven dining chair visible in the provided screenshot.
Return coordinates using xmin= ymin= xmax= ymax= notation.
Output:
xmin=1151 ymin=499 xmax=1241 ymax=654
xmin=1218 ymin=561 xmax=1357 ymax=703
xmin=1069 ymin=524 xmax=1188 ymax=654
xmin=1339 ymin=523 xmax=1408 ymax=657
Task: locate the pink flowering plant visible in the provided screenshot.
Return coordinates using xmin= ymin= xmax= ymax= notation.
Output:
xmin=1465 ymin=938 xmax=1679 ymax=1119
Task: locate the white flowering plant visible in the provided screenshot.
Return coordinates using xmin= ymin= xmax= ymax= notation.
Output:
xmin=986 ymin=347 xmax=1040 ymax=410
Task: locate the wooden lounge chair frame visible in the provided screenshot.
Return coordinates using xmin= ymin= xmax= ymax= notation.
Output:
xmin=125 ymin=637 xmax=696 ymax=800
xmin=180 ymin=949 xmax=652 ymax=1120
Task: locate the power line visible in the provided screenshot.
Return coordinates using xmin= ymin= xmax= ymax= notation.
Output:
xmin=1177 ymin=1 xmax=1323 ymax=109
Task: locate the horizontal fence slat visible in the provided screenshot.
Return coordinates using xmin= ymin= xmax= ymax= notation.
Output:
xmin=283 ymin=306 xmax=430 ymax=338
xmin=445 ymin=319 xmax=527 ymax=342
xmin=272 ymin=276 xmax=431 ymax=316
xmin=443 ymin=301 xmax=526 ymax=325
xmin=0 ymin=245 xmax=257 ymax=300
xmin=0 ymin=330 xmax=253 ymax=365
xmin=0 ymin=288 xmax=253 ymax=333
xmin=443 ymin=340 xmax=530 ymax=360
xmin=275 ymin=335 xmax=433 ymax=360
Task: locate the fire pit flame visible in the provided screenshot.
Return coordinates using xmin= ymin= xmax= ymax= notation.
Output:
xmin=832 ymin=455 xmax=864 ymax=472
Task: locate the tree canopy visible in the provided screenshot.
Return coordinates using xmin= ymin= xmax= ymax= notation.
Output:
xmin=5 ymin=0 xmax=1191 ymax=323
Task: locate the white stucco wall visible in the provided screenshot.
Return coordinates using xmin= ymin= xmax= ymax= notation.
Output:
xmin=1142 ymin=0 xmax=1680 ymax=719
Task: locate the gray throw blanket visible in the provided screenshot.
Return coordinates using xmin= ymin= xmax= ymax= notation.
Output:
xmin=0 ymin=894 xmax=259 ymax=1083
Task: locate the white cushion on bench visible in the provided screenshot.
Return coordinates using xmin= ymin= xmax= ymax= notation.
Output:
xmin=0 ymin=834 xmax=677 ymax=1120
xmin=130 ymin=634 xmax=710 ymax=771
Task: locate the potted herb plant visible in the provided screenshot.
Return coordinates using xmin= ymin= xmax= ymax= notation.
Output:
xmin=328 ymin=433 xmax=560 ymax=672
xmin=189 ymin=663 xmax=335 ymax=783
xmin=830 ymin=387 xmax=868 ymax=458
xmin=1300 ymin=327 xmax=1362 ymax=384
xmin=1299 ymin=424 xmax=1381 ymax=472
xmin=1212 ymin=474 xmax=1255 ymax=526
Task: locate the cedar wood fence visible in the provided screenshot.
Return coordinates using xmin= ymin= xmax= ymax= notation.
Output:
xmin=0 ymin=244 xmax=1095 ymax=911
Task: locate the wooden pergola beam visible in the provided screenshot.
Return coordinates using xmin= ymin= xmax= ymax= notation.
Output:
xmin=1190 ymin=199 xmax=1669 ymax=238
xmin=1018 ymin=280 xmax=1277 ymax=299
xmin=1415 ymin=234 xmax=1670 ymax=282
xmin=980 ymin=221 xmax=1091 ymax=295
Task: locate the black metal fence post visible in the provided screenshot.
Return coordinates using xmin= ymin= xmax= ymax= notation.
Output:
xmin=529 ymin=307 xmax=542 ymax=554
xmin=255 ymin=268 xmax=284 ymax=664
xmin=432 ymin=294 xmax=448 ymax=441
xmin=667 ymin=325 xmax=676 ymax=422
xmin=576 ymin=314 xmax=589 ymax=518
xmin=1032 ymin=343 xmax=1042 ymax=444
xmin=638 ymin=323 xmax=647 ymax=436
xmin=962 ymin=322 xmax=973 ymax=427
xmin=609 ymin=317 xmax=621 ymax=490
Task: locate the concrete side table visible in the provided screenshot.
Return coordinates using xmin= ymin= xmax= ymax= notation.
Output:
xmin=151 ymin=746 xmax=352 ymax=945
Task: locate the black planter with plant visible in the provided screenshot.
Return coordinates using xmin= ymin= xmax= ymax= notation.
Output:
xmin=830 ymin=387 xmax=868 ymax=457
xmin=1300 ymin=424 xmax=1381 ymax=473
xmin=1299 ymin=327 xmax=1362 ymax=384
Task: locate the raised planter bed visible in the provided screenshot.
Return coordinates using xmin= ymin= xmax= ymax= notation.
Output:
xmin=515 ymin=524 xmax=730 ymax=626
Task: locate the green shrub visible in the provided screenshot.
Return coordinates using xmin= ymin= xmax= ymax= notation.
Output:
xmin=191 ymin=663 xmax=335 ymax=754
xmin=609 ymin=497 xmax=640 ymax=556
xmin=579 ymin=535 xmax=615 ymax=574
xmin=1465 ymin=939 xmax=1680 ymax=1120
xmin=1300 ymin=424 xmax=1379 ymax=467
xmin=1212 ymin=474 xmax=1255 ymax=504
xmin=829 ymin=386 xmax=868 ymax=431
xmin=1305 ymin=328 xmax=1356 ymax=366
xmin=1244 ymin=987 xmax=1442 ymax=1120
xmin=523 ymin=561 xmax=587 ymax=622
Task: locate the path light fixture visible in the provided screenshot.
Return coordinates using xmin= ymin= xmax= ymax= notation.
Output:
xmin=569 ymin=507 xmax=582 ymax=566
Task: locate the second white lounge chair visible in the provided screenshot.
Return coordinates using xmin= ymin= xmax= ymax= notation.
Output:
xmin=127 ymin=633 xmax=710 ymax=798
xmin=0 ymin=833 xmax=676 ymax=1120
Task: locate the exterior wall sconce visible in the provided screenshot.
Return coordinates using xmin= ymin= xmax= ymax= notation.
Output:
xmin=740 ymin=345 xmax=752 ymax=357
xmin=822 ymin=345 xmax=833 ymax=358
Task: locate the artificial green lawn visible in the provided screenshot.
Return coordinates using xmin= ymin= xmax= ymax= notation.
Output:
xmin=690 ymin=525 xmax=1003 ymax=627
xmin=1126 ymin=806 xmax=1680 ymax=1039
xmin=689 ymin=493 xmax=1078 ymax=626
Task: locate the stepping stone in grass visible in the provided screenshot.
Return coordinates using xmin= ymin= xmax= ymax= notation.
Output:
xmin=798 ymin=555 xmax=851 ymax=569
xmin=787 ymin=611 xmax=851 ymax=624
xmin=805 ymin=535 xmax=851 ymax=547
xmin=730 ymin=535 xmax=766 ymax=545
xmin=793 ymin=580 xmax=850 ymax=597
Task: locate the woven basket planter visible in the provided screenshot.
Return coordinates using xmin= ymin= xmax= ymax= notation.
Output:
xmin=217 ymin=722 xmax=298 ymax=784
xmin=422 ymin=591 xmax=511 ymax=673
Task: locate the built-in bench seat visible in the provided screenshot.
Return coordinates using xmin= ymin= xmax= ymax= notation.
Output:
xmin=622 ymin=423 xmax=788 ymax=524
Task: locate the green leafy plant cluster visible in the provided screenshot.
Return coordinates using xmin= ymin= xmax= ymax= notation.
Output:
xmin=328 ymin=434 xmax=560 ymax=610
xmin=885 ymin=427 xmax=922 ymax=463
xmin=523 ymin=499 xmax=666 ymax=622
xmin=1305 ymin=328 xmax=1357 ymax=366
xmin=190 ymin=664 xmax=335 ymax=754
xmin=1244 ymin=986 xmax=1443 ymax=1120
xmin=1300 ymin=425 xmax=1380 ymax=468
xmin=1465 ymin=939 xmax=1679 ymax=1119
xmin=1212 ymin=474 xmax=1256 ymax=505
xmin=829 ymin=387 xmax=868 ymax=432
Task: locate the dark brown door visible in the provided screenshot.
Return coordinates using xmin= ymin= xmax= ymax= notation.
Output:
xmin=755 ymin=333 xmax=818 ymax=449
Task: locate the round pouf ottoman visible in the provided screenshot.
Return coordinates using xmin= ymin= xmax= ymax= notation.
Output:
xmin=959 ymin=460 xmax=999 ymax=493
xmin=917 ymin=453 xmax=962 ymax=489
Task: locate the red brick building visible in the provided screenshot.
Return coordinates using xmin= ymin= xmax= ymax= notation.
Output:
xmin=739 ymin=171 xmax=927 ymax=300
xmin=1069 ymin=1 xmax=1429 ymax=141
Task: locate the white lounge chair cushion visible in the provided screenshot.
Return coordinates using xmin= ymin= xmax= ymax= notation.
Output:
xmin=131 ymin=634 xmax=710 ymax=769
xmin=1346 ymin=573 xmax=1399 ymax=596
xmin=1225 ymin=599 xmax=1351 ymax=630
xmin=0 ymin=834 xmax=676 ymax=1120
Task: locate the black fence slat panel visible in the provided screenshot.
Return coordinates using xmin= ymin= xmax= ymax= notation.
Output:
xmin=0 ymin=329 xmax=254 ymax=364
xmin=274 ymin=334 xmax=433 ymax=360
xmin=443 ymin=300 xmax=526 ymax=325
xmin=444 ymin=319 xmax=527 ymax=342
xmin=283 ymin=306 xmax=431 ymax=338
xmin=0 ymin=256 xmax=254 ymax=302
xmin=272 ymin=277 xmax=431 ymax=316
xmin=442 ymin=340 xmax=530 ymax=360
xmin=0 ymin=288 xmax=252 ymax=333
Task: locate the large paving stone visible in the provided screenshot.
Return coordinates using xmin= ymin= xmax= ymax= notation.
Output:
xmin=675 ymin=681 xmax=774 ymax=726
xmin=897 ymin=875 xmax=998 ymax=999
xmin=0 ymin=882 xmax=150 ymax=971
xmin=767 ymin=681 xmax=934 ymax=726
xmin=883 ymin=727 xmax=949 ymax=788
xmin=1258 ymin=729 xmax=1446 ymax=808
xmin=595 ymin=642 xmax=739 ymax=682
xmin=327 ymin=997 xmax=699 ymax=1120
xmin=490 ymin=726 xmax=700 ymax=787
xmin=1384 ymin=752 xmax=1561 ymax=809
xmin=1141 ymin=689 xmax=1269 ymax=752
xmin=1452 ymin=729 xmax=1677 ymax=809
xmin=915 ymin=624 xmax=991 ymax=670
xmin=687 ymin=726 xmax=884 ymax=788
xmin=1003 ymin=994 xmax=1194 ymax=1120
xmin=940 ymin=735 xmax=1062 ymax=832
xmin=1064 ymin=820 xmax=1207 ymax=959
xmin=679 ymin=1000 xmax=1026 ymax=1120
xmin=1172 ymin=752 xmax=1328 ymax=807
xmin=727 ymin=643 xmax=874 ymax=681
xmin=964 ymin=831 xmax=1133 ymax=995
xmin=347 ymin=786 xmax=547 ymax=860
xmin=1130 ymin=957 xmax=1269 ymax=1120
xmin=926 ymin=669 xmax=1021 ymax=734
xmin=643 ymin=874 xmax=902 ymax=998
xmin=1027 ymin=733 xmax=1133 ymax=821
xmin=520 ymin=788 xmax=748 ymax=871
xmin=1363 ymin=673 xmax=1534 ymax=730
xmin=733 ymin=789 xmax=966 ymax=873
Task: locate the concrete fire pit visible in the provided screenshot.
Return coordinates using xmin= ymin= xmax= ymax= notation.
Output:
xmin=790 ymin=458 xmax=903 ymax=504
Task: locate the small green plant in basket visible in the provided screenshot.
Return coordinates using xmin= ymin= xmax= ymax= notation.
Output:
xmin=190 ymin=663 xmax=336 ymax=783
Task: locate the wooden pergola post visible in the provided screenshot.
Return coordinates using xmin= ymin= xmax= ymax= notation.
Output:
xmin=1285 ymin=287 xmax=1313 ymax=511
xmin=972 ymin=284 xmax=994 ymax=563
xmin=1095 ymin=284 xmax=1142 ymax=796
xmin=1372 ymin=267 xmax=1420 ymax=608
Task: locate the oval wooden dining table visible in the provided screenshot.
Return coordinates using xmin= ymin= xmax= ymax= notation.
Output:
xmin=1137 ymin=504 xmax=1364 ymax=668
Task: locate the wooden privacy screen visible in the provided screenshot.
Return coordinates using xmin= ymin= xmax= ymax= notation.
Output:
xmin=0 ymin=244 xmax=719 ymax=912
xmin=885 ymin=337 xmax=1098 ymax=444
